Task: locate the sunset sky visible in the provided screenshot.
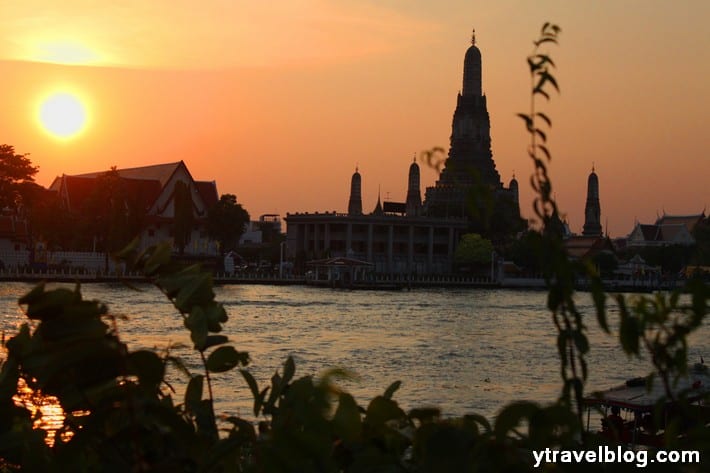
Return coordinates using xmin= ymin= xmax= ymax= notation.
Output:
xmin=1 ymin=0 xmax=708 ymax=237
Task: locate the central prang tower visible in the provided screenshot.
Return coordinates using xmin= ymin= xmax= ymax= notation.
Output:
xmin=425 ymin=30 xmax=505 ymax=219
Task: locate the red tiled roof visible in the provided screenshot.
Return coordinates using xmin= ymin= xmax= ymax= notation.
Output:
xmin=195 ymin=181 xmax=219 ymax=209
xmin=62 ymin=175 xmax=162 ymax=212
xmin=121 ymin=178 xmax=163 ymax=210
xmin=48 ymin=176 xmax=62 ymax=192
xmin=74 ymin=162 xmax=183 ymax=187
xmin=63 ymin=176 xmax=99 ymax=211
xmin=58 ymin=161 xmax=220 ymax=221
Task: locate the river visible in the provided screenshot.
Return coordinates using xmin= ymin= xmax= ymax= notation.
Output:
xmin=1 ymin=282 xmax=708 ymax=421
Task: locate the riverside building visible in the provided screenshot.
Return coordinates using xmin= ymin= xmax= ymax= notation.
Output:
xmin=285 ymin=31 xmax=520 ymax=275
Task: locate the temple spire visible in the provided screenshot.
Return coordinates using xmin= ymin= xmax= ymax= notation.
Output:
xmin=348 ymin=166 xmax=362 ymax=216
xmin=582 ymin=167 xmax=602 ymax=237
xmin=406 ymin=157 xmax=422 ymax=217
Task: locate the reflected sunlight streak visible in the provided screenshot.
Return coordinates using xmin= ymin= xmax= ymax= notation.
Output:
xmin=13 ymin=378 xmax=72 ymax=447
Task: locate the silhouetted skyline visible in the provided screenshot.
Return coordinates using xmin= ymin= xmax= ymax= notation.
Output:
xmin=1 ymin=1 xmax=708 ymax=237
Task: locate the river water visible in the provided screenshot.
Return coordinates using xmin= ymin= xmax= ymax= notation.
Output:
xmin=1 ymin=282 xmax=708 ymax=421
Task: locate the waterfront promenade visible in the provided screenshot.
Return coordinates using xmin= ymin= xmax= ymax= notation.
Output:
xmin=0 ymin=268 xmax=685 ymax=292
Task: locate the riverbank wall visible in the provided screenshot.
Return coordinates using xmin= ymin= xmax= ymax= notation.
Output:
xmin=0 ymin=269 xmax=685 ymax=293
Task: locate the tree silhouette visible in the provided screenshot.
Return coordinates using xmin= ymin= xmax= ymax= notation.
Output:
xmin=207 ymin=194 xmax=250 ymax=253
xmin=0 ymin=144 xmax=39 ymax=210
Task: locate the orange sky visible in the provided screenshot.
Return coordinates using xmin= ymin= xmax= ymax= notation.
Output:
xmin=1 ymin=0 xmax=708 ymax=237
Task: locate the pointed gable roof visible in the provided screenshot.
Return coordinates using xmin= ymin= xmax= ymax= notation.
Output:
xmin=55 ymin=161 xmax=222 ymax=215
xmin=564 ymin=235 xmax=613 ymax=260
xmin=58 ymin=174 xmax=162 ymax=212
xmin=74 ymin=162 xmax=183 ymax=187
xmin=638 ymin=224 xmax=660 ymax=241
xmin=195 ymin=181 xmax=219 ymax=210
xmin=655 ymin=213 xmax=705 ymax=233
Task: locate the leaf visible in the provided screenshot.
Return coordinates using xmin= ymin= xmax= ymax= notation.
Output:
xmin=572 ymin=331 xmax=589 ymax=354
xmin=204 ymin=335 xmax=229 ymax=350
xmin=255 ymin=387 xmax=269 ymax=417
xmin=463 ymin=413 xmax=492 ymax=435
xmin=533 ymin=86 xmax=550 ymax=100
xmin=185 ymin=374 xmax=204 ymax=410
xmin=365 ymin=396 xmax=405 ymax=428
xmin=24 ymin=288 xmax=78 ymax=321
xmin=332 ymin=392 xmax=362 ymax=443
xmin=527 ymin=57 xmax=539 ymax=73
xmin=240 ymin=369 xmax=260 ymax=401
xmin=534 ymin=37 xmax=558 ymax=47
xmin=127 ymin=350 xmax=165 ymax=388
xmin=494 ymin=401 xmax=539 ymax=438
xmin=18 ymin=283 xmax=46 ymax=306
xmin=193 ymin=399 xmax=217 ymax=438
xmin=204 ymin=302 xmax=228 ymax=332
xmin=619 ymin=312 xmax=640 ymax=355
xmin=535 ymin=128 xmax=547 ymax=143
xmin=590 ymin=278 xmax=609 ymax=333
xmin=545 ymin=72 xmax=560 ymax=92
xmin=516 ymin=113 xmax=533 ymax=131
xmin=165 ymin=355 xmax=191 ymax=378
xmin=185 ymin=306 xmax=208 ymax=350
xmin=283 ymin=356 xmax=295 ymax=384
xmin=556 ymin=331 xmax=568 ymax=359
xmin=383 ymin=380 xmax=402 ymax=400
xmin=143 ymin=243 xmax=172 ymax=276
xmin=536 ymin=144 xmax=551 ymax=161
xmin=533 ymin=54 xmax=556 ymax=68
xmin=547 ymin=286 xmax=562 ymax=311
xmin=535 ymin=112 xmax=552 ymax=127
xmin=241 ymin=369 xmax=268 ymax=417
xmin=158 ymin=264 xmax=201 ymax=298
xmin=206 ymin=346 xmax=248 ymax=373
xmin=175 ymin=272 xmax=214 ymax=313
xmin=113 ymin=237 xmax=140 ymax=259
xmin=223 ymin=416 xmax=257 ymax=443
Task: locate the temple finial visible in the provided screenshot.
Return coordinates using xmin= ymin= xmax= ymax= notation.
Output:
xmin=471 ymin=28 xmax=476 ymax=45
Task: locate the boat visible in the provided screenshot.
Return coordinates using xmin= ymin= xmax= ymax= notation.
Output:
xmin=583 ymin=363 xmax=710 ymax=446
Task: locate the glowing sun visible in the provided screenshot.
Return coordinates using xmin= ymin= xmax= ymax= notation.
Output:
xmin=38 ymin=92 xmax=88 ymax=139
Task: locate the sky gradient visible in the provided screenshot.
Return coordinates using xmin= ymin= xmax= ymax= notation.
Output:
xmin=1 ymin=0 xmax=708 ymax=237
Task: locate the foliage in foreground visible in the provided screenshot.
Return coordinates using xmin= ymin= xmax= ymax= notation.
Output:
xmin=1 ymin=24 xmax=710 ymax=472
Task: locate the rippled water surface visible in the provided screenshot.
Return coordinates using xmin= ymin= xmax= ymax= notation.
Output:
xmin=2 ymin=282 xmax=708 ymax=420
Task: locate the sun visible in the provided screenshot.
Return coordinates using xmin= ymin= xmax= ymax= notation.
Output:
xmin=38 ymin=92 xmax=89 ymax=139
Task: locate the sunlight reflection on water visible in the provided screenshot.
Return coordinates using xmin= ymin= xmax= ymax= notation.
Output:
xmin=2 ymin=282 xmax=709 ymax=428
xmin=13 ymin=379 xmax=69 ymax=447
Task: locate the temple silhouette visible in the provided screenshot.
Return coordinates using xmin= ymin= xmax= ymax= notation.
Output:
xmin=286 ymin=31 xmax=520 ymax=275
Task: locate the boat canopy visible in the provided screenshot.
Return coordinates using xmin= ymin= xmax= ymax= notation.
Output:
xmin=584 ymin=364 xmax=710 ymax=412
